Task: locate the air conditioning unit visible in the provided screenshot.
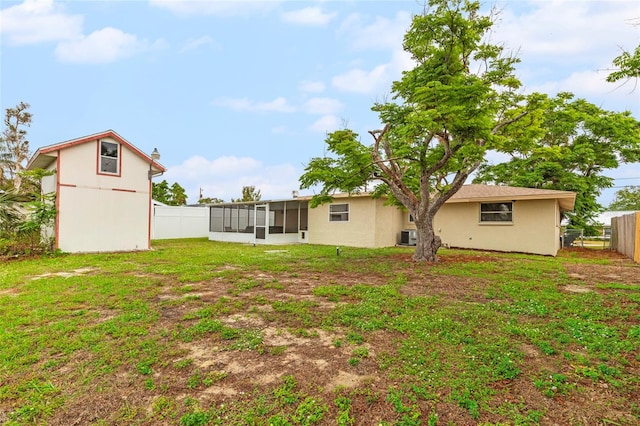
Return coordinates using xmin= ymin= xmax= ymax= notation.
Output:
xmin=400 ymin=229 xmax=417 ymax=246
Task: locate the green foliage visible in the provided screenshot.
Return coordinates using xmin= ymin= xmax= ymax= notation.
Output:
xmin=300 ymin=0 xmax=528 ymax=261
xmin=0 ymin=171 xmax=56 ymax=256
xmin=475 ymin=92 xmax=640 ymax=233
xmin=153 ymin=179 xmax=188 ymax=205
xmin=607 ymin=43 xmax=640 ymax=83
xmin=232 ymin=185 xmax=261 ymax=202
xmin=0 ymin=104 xmax=58 ymax=256
xmin=533 ymin=372 xmax=572 ymax=397
xmin=291 ymin=397 xmax=328 ymax=425
xmin=198 ymin=196 xmax=224 ymax=204
xmin=179 ymin=410 xmax=212 ymax=426
xmin=170 ymin=182 xmax=188 ymax=205
xmin=608 ymin=186 xmax=640 ymax=210
xmin=0 ymin=189 xmax=22 ymax=236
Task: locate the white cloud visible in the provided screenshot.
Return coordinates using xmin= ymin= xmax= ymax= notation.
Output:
xmin=332 ymin=64 xmax=390 ymax=95
xmin=281 ymin=7 xmax=336 ymax=26
xmin=493 ymin=1 xmax=638 ymax=65
xmin=148 ymin=0 xmax=280 ymax=17
xmin=337 ymin=11 xmax=411 ymax=51
xmin=529 ymin=68 xmax=640 ymax=115
xmin=331 ymin=19 xmax=414 ymax=96
xmin=181 ymin=35 xmax=218 ymax=52
xmin=309 ymin=115 xmax=341 ymax=133
xmin=211 ymin=97 xmax=296 ymax=113
xmin=163 ymin=155 xmax=301 ymax=202
xmin=299 ymin=80 xmax=325 ymax=93
xmin=165 ymin=155 xmax=262 ymax=180
xmin=0 ymin=0 xmax=83 ymax=45
xmin=303 ymin=98 xmax=343 ymax=115
xmin=55 ymin=27 xmax=164 ymax=64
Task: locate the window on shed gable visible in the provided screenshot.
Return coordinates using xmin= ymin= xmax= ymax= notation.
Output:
xmin=99 ymin=140 xmax=119 ymax=174
xmin=480 ymin=202 xmax=513 ymax=223
xmin=329 ymin=203 xmax=349 ymax=222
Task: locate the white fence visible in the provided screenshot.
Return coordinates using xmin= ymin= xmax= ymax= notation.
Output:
xmin=152 ymin=205 xmax=209 ymax=240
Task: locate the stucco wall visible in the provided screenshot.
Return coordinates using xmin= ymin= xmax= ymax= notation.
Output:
xmin=57 ymin=186 xmax=150 ymax=252
xmin=58 ymin=137 xmax=150 ymax=192
xmin=308 ymin=197 xmax=395 ymax=248
xmin=374 ymin=199 xmax=407 ymax=247
xmin=54 ymin=136 xmax=152 ymax=253
xmin=308 ymin=197 xmax=561 ymax=255
xmin=430 ymin=199 xmax=560 ymax=256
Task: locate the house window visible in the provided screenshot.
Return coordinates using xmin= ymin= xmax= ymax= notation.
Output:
xmin=480 ymin=202 xmax=513 ymax=223
xmin=329 ymin=203 xmax=349 ymax=222
xmin=99 ymin=140 xmax=119 ymax=174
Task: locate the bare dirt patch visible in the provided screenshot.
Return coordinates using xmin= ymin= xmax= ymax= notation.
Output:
xmin=30 ymin=267 xmax=98 ymax=280
xmin=34 ymin=248 xmax=640 ymax=425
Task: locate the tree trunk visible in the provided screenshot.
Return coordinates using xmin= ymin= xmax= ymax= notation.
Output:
xmin=413 ymin=214 xmax=441 ymax=262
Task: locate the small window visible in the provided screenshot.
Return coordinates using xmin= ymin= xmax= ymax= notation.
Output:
xmin=99 ymin=140 xmax=119 ymax=174
xmin=329 ymin=203 xmax=349 ymax=222
xmin=480 ymin=202 xmax=513 ymax=222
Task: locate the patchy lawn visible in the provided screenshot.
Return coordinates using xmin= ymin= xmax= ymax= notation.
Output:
xmin=0 ymin=239 xmax=638 ymax=425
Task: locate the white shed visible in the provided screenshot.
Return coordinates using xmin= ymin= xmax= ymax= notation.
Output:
xmin=26 ymin=130 xmax=165 ymax=253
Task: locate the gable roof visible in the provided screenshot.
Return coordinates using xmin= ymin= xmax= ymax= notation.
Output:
xmin=447 ymin=184 xmax=576 ymax=211
xmin=26 ymin=129 xmax=166 ymax=173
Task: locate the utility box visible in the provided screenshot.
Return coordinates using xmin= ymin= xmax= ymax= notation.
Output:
xmin=400 ymin=229 xmax=417 ymax=246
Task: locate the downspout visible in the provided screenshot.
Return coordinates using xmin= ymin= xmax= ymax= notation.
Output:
xmin=54 ymin=155 xmax=61 ymax=251
xmin=147 ymin=149 xmax=162 ymax=250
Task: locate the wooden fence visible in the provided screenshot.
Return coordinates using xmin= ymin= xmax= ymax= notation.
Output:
xmin=611 ymin=212 xmax=640 ymax=263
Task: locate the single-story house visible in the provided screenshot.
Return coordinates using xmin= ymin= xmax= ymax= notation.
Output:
xmin=26 ymin=130 xmax=165 ymax=253
xmin=208 ymin=184 xmax=576 ymax=256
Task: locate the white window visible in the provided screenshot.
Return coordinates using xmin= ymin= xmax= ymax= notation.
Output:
xmin=480 ymin=202 xmax=513 ymax=223
xmin=329 ymin=203 xmax=349 ymax=222
xmin=99 ymin=140 xmax=119 ymax=175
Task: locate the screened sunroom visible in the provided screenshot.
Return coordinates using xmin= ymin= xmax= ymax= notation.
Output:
xmin=208 ymin=199 xmax=309 ymax=245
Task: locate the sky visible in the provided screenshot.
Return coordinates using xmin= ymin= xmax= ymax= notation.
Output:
xmin=1 ymin=0 xmax=639 ymax=206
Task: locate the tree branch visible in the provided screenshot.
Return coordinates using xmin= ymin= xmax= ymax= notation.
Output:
xmin=492 ymin=110 xmax=529 ymax=134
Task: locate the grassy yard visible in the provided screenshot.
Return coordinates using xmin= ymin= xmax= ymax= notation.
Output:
xmin=0 ymin=239 xmax=638 ymax=425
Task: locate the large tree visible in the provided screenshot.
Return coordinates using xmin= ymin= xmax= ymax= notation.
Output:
xmin=169 ymin=182 xmax=187 ymax=205
xmin=198 ymin=196 xmax=224 ymax=204
xmin=0 ymin=102 xmax=32 ymax=193
xmin=300 ymin=0 xmax=530 ymax=262
xmin=474 ymin=92 xmax=640 ymax=234
xmin=609 ymin=186 xmax=640 ymax=211
xmin=232 ymin=185 xmax=261 ymax=202
xmin=152 ymin=180 xmax=188 ymax=205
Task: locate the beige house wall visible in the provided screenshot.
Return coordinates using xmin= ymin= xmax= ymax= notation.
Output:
xmin=52 ymin=137 xmax=152 ymax=253
xmin=58 ymin=137 xmax=150 ymax=192
xmin=374 ymin=199 xmax=406 ymax=247
xmin=57 ymin=185 xmax=150 ymax=253
xmin=308 ymin=197 xmax=405 ymax=248
xmin=428 ymin=199 xmax=560 ymax=256
xmin=308 ymin=197 xmax=562 ymax=256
